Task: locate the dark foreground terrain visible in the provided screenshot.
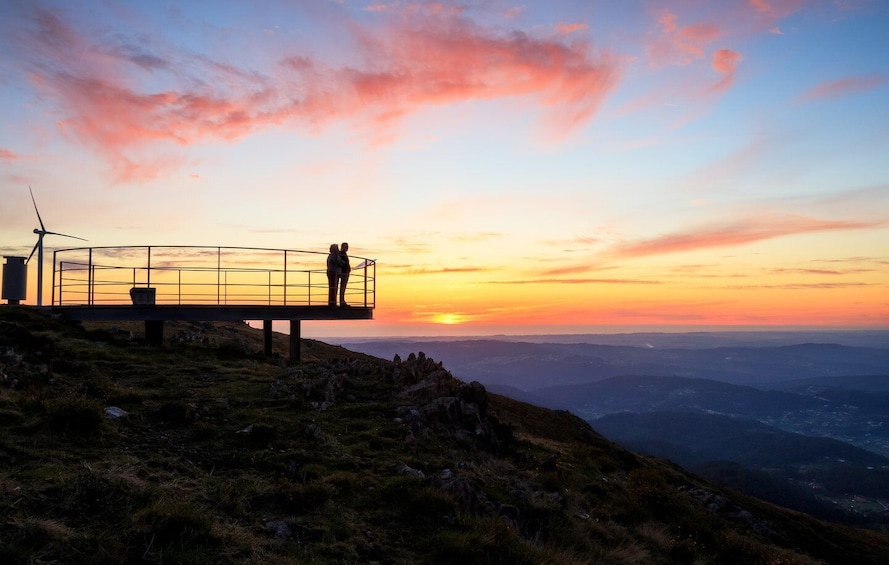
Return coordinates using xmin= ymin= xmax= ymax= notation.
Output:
xmin=1 ymin=307 xmax=888 ymax=563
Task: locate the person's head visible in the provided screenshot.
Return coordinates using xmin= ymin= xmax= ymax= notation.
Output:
xmin=330 ymin=243 xmax=339 ymax=253
xmin=341 ymin=242 xmax=349 ymax=252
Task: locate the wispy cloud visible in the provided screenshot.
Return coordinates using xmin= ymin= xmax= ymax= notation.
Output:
xmin=451 ymin=232 xmax=504 ymax=243
xmin=10 ymin=3 xmax=620 ymax=182
xmin=813 ymin=256 xmax=889 ymax=267
xmin=680 ymin=133 xmax=770 ymax=193
xmin=749 ymin=0 xmax=773 ymax=13
xmin=610 ymin=214 xmax=885 ymax=258
xmin=490 ymin=277 xmax=660 ymax=285
xmin=795 ymin=74 xmax=886 ymax=103
xmin=0 ymin=148 xmax=20 ymax=160
xmin=537 ymin=262 xmax=612 ymax=277
xmin=554 ymin=22 xmax=588 ymax=35
xmin=647 ymin=10 xmax=722 ymax=67
xmin=741 ymin=282 xmax=874 ymax=290
xmin=396 ymin=266 xmax=490 ymax=275
xmin=769 ymin=267 xmax=874 ymax=275
xmin=709 ymin=49 xmax=742 ymax=94
xmin=744 ymin=0 xmax=807 ymax=29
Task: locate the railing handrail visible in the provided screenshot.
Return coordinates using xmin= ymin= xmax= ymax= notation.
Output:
xmin=52 ymin=245 xmax=375 ymax=308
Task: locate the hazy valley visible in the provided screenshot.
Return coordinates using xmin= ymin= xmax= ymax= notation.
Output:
xmin=340 ymin=332 xmax=889 ymax=528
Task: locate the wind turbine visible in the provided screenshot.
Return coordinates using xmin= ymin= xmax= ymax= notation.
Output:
xmin=27 ymin=186 xmax=87 ymax=306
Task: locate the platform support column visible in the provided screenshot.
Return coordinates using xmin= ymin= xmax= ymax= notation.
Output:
xmin=263 ymin=320 xmax=273 ymax=356
xmin=290 ymin=320 xmax=301 ymax=363
xmin=145 ymin=320 xmax=164 ymax=345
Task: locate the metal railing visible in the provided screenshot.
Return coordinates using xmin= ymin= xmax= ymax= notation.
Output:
xmin=51 ymin=246 xmax=375 ymax=308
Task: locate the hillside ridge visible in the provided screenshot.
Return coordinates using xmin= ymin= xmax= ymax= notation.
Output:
xmin=1 ymin=307 xmax=887 ymax=563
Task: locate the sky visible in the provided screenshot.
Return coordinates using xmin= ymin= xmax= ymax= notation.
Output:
xmin=1 ymin=0 xmax=887 ymax=338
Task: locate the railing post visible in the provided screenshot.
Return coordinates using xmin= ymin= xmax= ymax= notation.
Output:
xmin=147 ymin=246 xmax=151 ymax=288
xmin=283 ymin=250 xmax=288 ymax=306
xmin=217 ymin=247 xmax=221 ymax=305
xmin=57 ymin=258 xmax=62 ymax=305
xmin=52 ymin=250 xmax=58 ymax=305
xmin=178 ymin=270 xmax=182 ymax=305
xmin=364 ymin=263 xmax=368 ymax=307
xmin=308 ymin=271 xmax=311 ymax=306
xmin=88 ymin=248 xmax=93 ymax=305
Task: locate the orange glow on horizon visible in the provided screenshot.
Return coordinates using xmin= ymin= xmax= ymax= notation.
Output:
xmin=431 ymin=313 xmax=467 ymax=325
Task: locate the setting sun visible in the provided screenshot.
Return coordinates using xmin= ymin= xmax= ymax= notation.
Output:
xmin=431 ymin=313 xmax=467 ymax=326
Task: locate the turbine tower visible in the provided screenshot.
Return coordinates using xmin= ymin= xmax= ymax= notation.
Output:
xmin=27 ymin=186 xmax=87 ymax=306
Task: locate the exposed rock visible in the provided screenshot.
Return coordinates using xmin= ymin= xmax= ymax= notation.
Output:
xmin=265 ymin=520 xmax=291 ymax=541
xmin=104 ymin=406 xmax=128 ymax=419
xmin=681 ymin=486 xmax=777 ymax=538
xmin=390 ymin=352 xmax=513 ymax=453
xmin=304 ymin=423 xmax=325 ymax=443
xmin=440 ymin=477 xmax=485 ymax=508
xmin=269 ymin=379 xmax=282 ymax=398
xmin=392 ymin=461 xmax=425 ymax=478
xmin=324 ymin=373 xmax=345 ymax=403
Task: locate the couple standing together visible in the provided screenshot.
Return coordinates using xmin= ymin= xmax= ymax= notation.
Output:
xmin=327 ymin=242 xmax=351 ymax=307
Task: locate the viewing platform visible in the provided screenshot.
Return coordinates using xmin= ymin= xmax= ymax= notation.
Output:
xmin=45 ymin=245 xmax=375 ymax=361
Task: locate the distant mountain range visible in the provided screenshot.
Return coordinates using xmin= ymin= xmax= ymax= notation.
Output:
xmin=340 ymin=335 xmax=889 ymax=388
xmin=340 ymin=333 xmax=889 ymax=528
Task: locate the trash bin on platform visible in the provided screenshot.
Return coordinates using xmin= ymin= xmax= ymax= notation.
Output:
xmin=129 ymin=287 xmax=156 ymax=305
xmin=2 ymin=256 xmax=28 ymax=305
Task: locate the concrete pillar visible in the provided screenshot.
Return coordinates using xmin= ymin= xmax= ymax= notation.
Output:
xmin=290 ymin=319 xmax=301 ymax=363
xmin=263 ymin=320 xmax=272 ymax=356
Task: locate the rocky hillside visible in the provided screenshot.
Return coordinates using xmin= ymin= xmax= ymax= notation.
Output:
xmin=1 ymin=307 xmax=887 ymax=564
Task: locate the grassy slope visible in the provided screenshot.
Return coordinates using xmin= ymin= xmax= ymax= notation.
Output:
xmin=0 ymin=307 xmax=887 ymax=564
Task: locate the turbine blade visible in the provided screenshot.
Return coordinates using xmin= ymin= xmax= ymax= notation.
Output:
xmin=29 ymin=185 xmax=46 ymax=231
xmin=26 ymin=240 xmax=39 ymax=263
xmin=43 ymin=230 xmax=88 ymax=241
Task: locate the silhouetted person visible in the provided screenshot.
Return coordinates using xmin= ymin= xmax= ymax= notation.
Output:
xmin=326 ymin=243 xmax=341 ymax=306
xmin=339 ymin=242 xmax=351 ymax=306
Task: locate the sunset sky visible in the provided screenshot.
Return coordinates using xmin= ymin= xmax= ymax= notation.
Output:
xmin=1 ymin=0 xmax=887 ymax=337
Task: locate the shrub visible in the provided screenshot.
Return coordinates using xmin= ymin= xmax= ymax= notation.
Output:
xmin=44 ymin=394 xmax=103 ymax=435
xmin=135 ymin=497 xmax=214 ymax=547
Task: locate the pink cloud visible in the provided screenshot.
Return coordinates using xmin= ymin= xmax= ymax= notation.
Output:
xmin=657 ymin=11 xmax=677 ymax=34
xmin=795 ymin=74 xmax=886 ymax=103
xmin=676 ymin=23 xmax=721 ymax=58
xmin=648 ymin=1 xmax=807 ymax=70
xmin=611 ymin=215 xmax=885 ymax=258
xmin=712 ymin=49 xmax=741 ymax=74
xmin=709 ymin=48 xmax=742 ymax=93
xmin=745 ymin=0 xmax=807 ymax=29
xmin=648 ymin=10 xmax=722 ymax=67
xmin=0 ymin=148 xmax=20 ymax=160
xmin=13 ymin=5 xmax=619 ymax=182
xmin=555 ymin=22 xmax=588 ymax=35
xmin=750 ymin=0 xmax=773 ymax=12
